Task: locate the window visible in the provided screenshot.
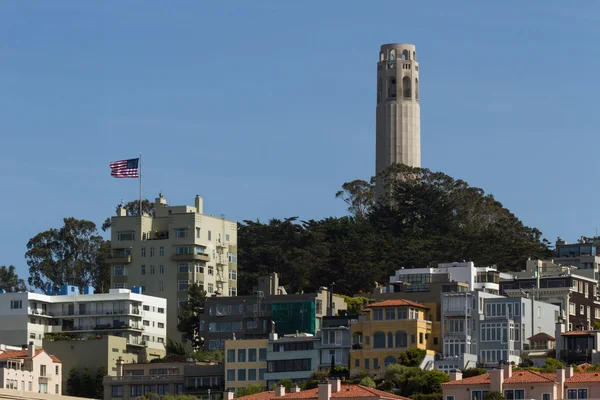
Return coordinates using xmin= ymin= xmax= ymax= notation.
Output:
xmin=227 ymin=349 xmax=235 ymax=363
xmin=112 ymin=386 xmax=123 ymax=397
xmin=229 ymin=287 xmax=237 ymax=296
xmin=158 ymin=307 xmax=165 ymax=314
xmin=355 ymin=359 xmax=360 ymax=367
xmin=542 ymin=394 xmax=550 ymax=400
xmin=395 ymin=331 xmax=407 ymax=348
xmin=419 ymin=332 xmax=424 ymax=344
xmin=175 ymin=228 xmax=188 ymax=238
xmin=130 ymin=385 xmax=143 ymax=397
xmin=446 ymin=397 xmax=454 ymax=400
xmin=141 ymin=248 xmax=146 ymax=257
xmin=55 ymin=384 xmax=59 ymax=394
xmin=373 ymin=332 xmax=386 ymax=348
xmin=117 ymin=231 xmax=134 ymax=241
xmin=471 ymin=392 xmax=489 ymax=400
xmin=504 ymin=389 xmax=525 ymax=399
xmin=159 ymin=246 xmax=164 ymax=256
xmin=207 ymin=283 xmax=214 ymax=293
xmin=248 ymin=368 xmax=256 ymax=381
xmin=237 ymin=369 xmax=246 ymax=381
xmin=55 ymin=366 xmax=59 ymax=375
xmin=580 ymin=305 xmax=585 ymax=315
xmin=150 ymin=265 xmax=155 ymax=275
xmin=259 ymin=348 xmax=267 ymax=361
xmin=386 ymin=308 xmax=395 ymax=320
xmin=397 ymin=308 xmax=407 ymax=319
xmin=249 ymin=348 xmax=257 ymax=362
xmin=259 ymin=368 xmax=267 ymax=381
xmin=229 ymin=269 xmax=237 ymax=280
xmin=141 ymin=265 xmax=146 ymax=275
xmin=178 ymin=280 xmax=189 ymax=291
xmin=158 ymin=385 xmax=168 ymax=395
xmin=143 ymin=320 xmax=150 ymax=326
xmin=208 ymin=266 xmax=214 ymax=275
xmin=373 ymin=309 xmax=384 ymax=320
xmin=150 ymin=247 xmax=155 ymax=257
xmin=144 ymin=385 xmax=155 ymax=394
xmin=373 ymin=358 xmax=379 ymax=370
xmin=196 ymin=228 xmax=201 ymax=238
xmin=158 ymin=280 xmax=164 ymax=292
xmin=40 ymin=365 xmax=46 ymax=377
xmin=226 ymin=369 xmax=235 ymax=382
xmin=570 ymin=302 xmax=576 ymax=315
xmin=178 ymin=263 xmax=190 ymax=273
xmin=226 ymin=234 xmax=230 ymax=241
xmin=208 ymin=231 xmax=212 ymax=241
xmin=238 ymin=349 xmax=246 ymax=362
xmin=229 ymin=253 xmax=238 ymax=263
xmin=364 ymin=358 xmax=370 ymax=370
xmin=10 ymin=300 xmax=22 ymax=309
xmin=157 ymin=322 xmax=165 ymax=329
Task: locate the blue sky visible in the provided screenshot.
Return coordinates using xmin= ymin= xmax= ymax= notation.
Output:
xmin=1 ymin=1 xmax=599 ymax=281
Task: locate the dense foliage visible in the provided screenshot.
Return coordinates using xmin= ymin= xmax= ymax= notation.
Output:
xmin=378 ymin=364 xmax=449 ymax=398
xmin=66 ymin=366 xmax=105 ymax=398
xmin=238 ymin=165 xmax=550 ymax=295
xmin=0 ymin=265 xmax=27 ymax=291
xmin=176 ymin=282 xmax=207 ymax=349
xmin=236 ymin=384 xmax=266 ymax=397
xmin=397 ymin=348 xmax=426 ymax=367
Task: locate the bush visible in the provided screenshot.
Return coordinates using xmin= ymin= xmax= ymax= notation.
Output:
xmin=461 ymin=368 xmax=487 ymax=378
xmin=397 ymin=348 xmax=426 ymax=367
xmin=236 ymin=385 xmax=265 ymax=397
xmin=484 ymin=392 xmax=505 ymax=400
xmin=411 ymin=394 xmax=442 ymax=400
xmin=359 ymin=376 xmax=376 ymax=388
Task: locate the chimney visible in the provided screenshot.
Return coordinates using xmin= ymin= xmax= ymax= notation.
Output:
xmin=269 ymin=332 xmax=278 ymax=341
xmin=117 ymin=205 xmax=126 ymax=217
xmin=290 ymin=386 xmax=301 ymax=393
xmin=490 ymin=367 xmax=504 ymax=393
xmin=318 ymin=382 xmax=332 ymax=400
xmin=557 ymin=366 xmax=565 ymax=396
xmin=566 ymin=364 xmax=574 ymax=378
xmin=27 ymin=342 xmax=35 ymax=359
xmin=448 ymin=369 xmax=462 ymax=381
xmin=275 ymin=385 xmax=286 ymax=397
xmin=223 ymin=391 xmax=234 ymax=400
xmin=503 ymin=362 xmax=513 ymax=379
xmin=328 ymin=378 xmax=341 ymax=393
xmin=116 ymin=357 xmax=124 ymax=377
xmin=195 ymin=195 xmax=203 ymax=214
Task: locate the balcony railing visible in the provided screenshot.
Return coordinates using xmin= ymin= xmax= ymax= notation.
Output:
xmin=171 ymin=254 xmax=210 ymax=262
xmin=104 ymin=375 xmax=183 ymax=383
xmin=107 ymin=255 xmax=132 ymax=264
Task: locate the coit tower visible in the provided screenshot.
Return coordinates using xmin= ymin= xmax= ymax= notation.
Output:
xmin=375 ymin=43 xmax=420 ymax=194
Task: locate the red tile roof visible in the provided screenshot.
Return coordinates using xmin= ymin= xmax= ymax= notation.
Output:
xmin=443 ymin=373 xmax=491 ymax=386
xmin=444 ymin=369 xmax=600 ymax=386
xmin=0 ymin=349 xmax=61 ymax=363
xmin=236 ymin=385 xmax=411 ymax=400
xmin=367 ymin=299 xmax=428 ymax=309
xmin=567 ymin=372 xmax=600 ymax=383
xmin=528 ymin=332 xmax=555 ymax=341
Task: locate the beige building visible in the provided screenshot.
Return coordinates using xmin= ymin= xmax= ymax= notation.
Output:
xmin=375 ymin=43 xmax=420 ymax=196
xmin=108 ymin=194 xmax=238 ymax=343
xmin=43 ymin=335 xmax=164 ymax=393
xmin=0 ymin=388 xmax=93 ymax=400
xmin=223 ymin=339 xmax=268 ymax=392
xmin=0 ymin=344 xmax=62 ymax=395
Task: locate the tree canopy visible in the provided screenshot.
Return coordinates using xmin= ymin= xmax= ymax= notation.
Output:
xmin=0 ymin=265 xmax=27 ymax=292
xmin=238 ymin=165 xmax=550 ymax=295
xmin=177 ymin=282 xmax=207 ymax=349
xmin=101 ymin=199 xmax=156 ymax=231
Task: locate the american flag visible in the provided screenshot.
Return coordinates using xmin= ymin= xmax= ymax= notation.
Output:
xmin=109 ymin=158 xmax=139 ymax=178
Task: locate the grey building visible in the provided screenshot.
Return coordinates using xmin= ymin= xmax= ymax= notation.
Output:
xmin=318 ymin=315 xmax=355 ymax=369
xmin=183 ymin=364 xmax=224 ymax=400
xmin=265 ymin=333 xmax=320 ymax=388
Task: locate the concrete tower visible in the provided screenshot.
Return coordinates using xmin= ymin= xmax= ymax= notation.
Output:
xmin=375 ymin=43 xmax=420 ymax=193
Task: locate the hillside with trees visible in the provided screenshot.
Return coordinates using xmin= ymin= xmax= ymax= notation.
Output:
xmin=238 ymin=164 xmax=551 ymax=295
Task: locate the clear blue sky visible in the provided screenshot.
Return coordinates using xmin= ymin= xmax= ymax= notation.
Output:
xmin=2 ymin=1 xmax=599 ymax=281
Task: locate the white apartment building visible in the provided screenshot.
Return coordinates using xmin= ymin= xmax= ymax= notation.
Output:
xmin=108 ymin=194 xmax=238 ymax=343
xmin=383 ymin=261 xmax=514 ymax=295
xmin=0 ymin=286 xmax=166 ymax=355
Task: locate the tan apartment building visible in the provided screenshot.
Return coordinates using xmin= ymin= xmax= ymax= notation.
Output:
xmin=0 ymin=344 xmax=62 ymax=395
xmin=108 ymin=194 xmax=238 ymax=343
xmin=224 ymin=339 xmax=268 ymax=392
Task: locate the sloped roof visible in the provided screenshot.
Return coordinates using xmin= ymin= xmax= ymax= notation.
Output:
xmin=0 ymin=349 xmax=61 ymax=363
xmin=444 ymin=370 xmax=554 ymax=386
xmin=236 ymin=385 xmax=411 ymax=400
xmin=528 ymin=332 xmax=555 ymax=341
xmin=367 ymin=300 xmax=428 ymax=309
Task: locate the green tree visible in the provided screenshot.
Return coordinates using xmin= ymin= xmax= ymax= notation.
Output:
xmin=342 ymin=296 xmax=370 ymax=315
xmin=0 ymin=265 xmax=27 ymax=292
xmin=80 ymin=367 xmax=95 ymax=398
xmin=305 ymin=369 xmax=330 ymax=389
xmin=25 ymin=218 xmax=109 ymax=291
xmin=101 ymin=199 xmax=156 ymax=231
xmin=176 ymin=282 xmax=207 ymax=349
xmin=461 ymin=368 xmax=487 ymax=378
xmin=193 ymin=349 xmax=223 ymax=362
xmin=358 ymin=376 xmax=376 ymax=388
xmin=484 ymin=392 xmax=506 ymax=400
xmin=95 ymin=367 xmax=107 ymax=399
xmin=166 ymin=339 xmax=188 ymax=356
xmin=66 ymin=367 xmax=81 ymax=396
xmin=270 ymin=378 xmax=294 ymax=391
xmin=540 ymin=357 xmax=565 ymax=372
xmin=236 ymin=384 xmax=265 ymax=397
xmin=162 ymin=395 xmax=202 ymax=400
xmin=335 ymin=179 xmax=375 ymax=220
xmin=397 ymin=348 xmax=426 ymax=367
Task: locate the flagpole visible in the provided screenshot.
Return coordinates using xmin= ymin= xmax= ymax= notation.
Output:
xmin=139 ymin=152 xmax=143 ymax=216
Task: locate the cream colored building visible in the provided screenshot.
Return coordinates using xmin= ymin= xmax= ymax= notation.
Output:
xmin=108 ymin=194 xmax=238 ymax=343
xmin=0 ymin=344 xmax=62 ymax=395
xmin=223 ymin=339 xmax=268 ymax=392
xmin=375 ymin=43 xmax=420 ymax=196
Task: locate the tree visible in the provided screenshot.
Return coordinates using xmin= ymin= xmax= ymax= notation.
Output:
xmin=381 ymin=364 xmax=448 ymax=398
xmin=305 ymin=370 xmax=330 ymax=389
xmin=540 ymin=357 xmax=565 ymax=372
xmin=397 ymin=348 xmax=426 ymax=367
xmin=101 ymin=199 xmax=156 ymax=231
xmin=358 ymin=376 xmax=376 ymax=388
xmin=484 ymin=392 xmax=506 ymax=400
xmin=0 ymin=265 xmax=27 ymax=292
xmin=335 ymin=179 xmax=375 ymax=220
xmin=236 ymin=384 xmax=265 ymax=397
xmin=166 ymin=339 xmax=188 ymax=356
xmin=270 ymin=379 xmax=294 ymax=391
xmin=25 ymin=218 xmax=108 ymax=291
xmin=342 ymin=296 xmax=370 ymax=315
xmin=176 ymin=282 xmax=207 ymax=349
xmin=461 ymin=368 xmax=487 ymax=378
xmin=66 ymin=368 xmax=81 ymax=396
xmin=193 ymin=349 xmax=223 ymax=362
xmin=95 ymin=367 xmax=107 ymax=399
xmin=80 ymin=367 xmax=95 ymax=398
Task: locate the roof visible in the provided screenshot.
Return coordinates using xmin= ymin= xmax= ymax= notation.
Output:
xmin=528 ymin=332 xmax=555 ymax=341
xmin=443 ymin=369 xmax=600 ymax=386
xmin=579 ymin=363 xmax=593 ymax=369
xmin=367 ymin=299 xmax=428 ymax=309
xmin=0 ymin=349 xmax=61 ymax=363
xmin=561 ymin=331 xmax=595 ymax=336
xmin=235 ymin=385 xmax=411 ymax=400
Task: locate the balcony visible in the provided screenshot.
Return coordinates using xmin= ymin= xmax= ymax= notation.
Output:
xmin=106 ymin=255 xmax=132 ymax=264
xmin=561 ymin=349 xmax=592 ymax=362
xmin=171 ymin=254 xmax=210 ymax=262
xmin=38 ymin=374 xmax=52 ymax=383
xmin=104 ymin=374 xmax=182 ymax=384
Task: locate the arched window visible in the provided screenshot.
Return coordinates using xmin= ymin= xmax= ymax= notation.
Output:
xmin=387 ymin=332 xmax=393 ymax=348
xmin=373 ymin=332 xmax=386 ymax=348
xmin=352 ymin=332 xmax=363 ymax=349
xmin=389 ymin=50 xmax=395 ymax=61
xmin=402 ymin=76 xmax=411 ymax=98
xmin=395 ymin=331 xmax=408 ymax=348
xmin=388 ymin=77 xmax=396 ymax=99
xmin=413 ymin=51 xmax=416 ymax=60
xmin=384 ymin=356 xmax=397 ymax=368
xmin=380 ymin=52 xmax=384 ymax=62
xmin=402 ymin=50 xmax=408 ymax=60
xmin=378 ymin=78 xmax=382 ymax=101
xmin=415 ymin=78 xmax=419 ymax=100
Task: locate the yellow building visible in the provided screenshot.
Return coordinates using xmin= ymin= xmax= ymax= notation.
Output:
xmin=349 ymin=299 xmax=441 ymax=377
xmin=224 ymin=338 xmax=268 ymax=392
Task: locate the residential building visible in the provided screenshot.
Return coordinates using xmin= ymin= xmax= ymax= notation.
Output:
xmin=224 ymin=338 xmax=268 ymax=392
xmin=0 ymin=286 xmax=166 ymax=358
xmin=108 ymin=194 xmax=238 ymax=343
xmin=103 ymin=357 xmax=223 ymax=400
xmin=233 ymin=379 xmax=411 ymax=400
xmin=554 ymin=237 xmax=600 ymax=280
xmin=265 ymin=333 xmax=320 ymax=388
xmin=319 ymin=315 xmax=355 ymax=370
xmin=0 ymin=343 xmax=62 ymax=395
xmin=435 ymin=291 xmax=560 ymax=373
xmin=43 ymin=335 xmax=163 ymax=394
xmin=200 ymin=273 xmax=346 ymax=350
xmin=349 ymin=299 xmax=440 ymax=377
xmin=522 ymin=332 xmax=556 ymax=367
xmin=500 ymin=273 xmax=599 ymax=331
xmin=375 ymin=43 xmax=420 ymax=198
xmin=0 ymin=389 xmax=93 ymax=400
xmin=557 ymin=330 xmax=600 ymax=365
xmin=443 ymin=363 xmax=600 ymax=400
